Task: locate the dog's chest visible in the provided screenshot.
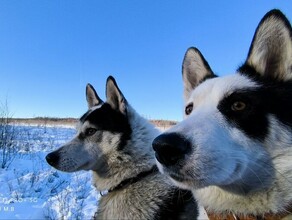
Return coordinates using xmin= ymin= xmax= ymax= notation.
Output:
xmin=96 ymin=192 xmax=155 ymax=219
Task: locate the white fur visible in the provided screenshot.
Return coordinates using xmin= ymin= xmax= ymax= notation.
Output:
xmin=159 ymin=74 xmax=292 ymax=215
xmin=185 ymin=74 xmax=258 ymax=118
xmin=156 ymin=9 xmax=292 ymax=217
xmin=158 ymin=70 xmax=292 ymax=218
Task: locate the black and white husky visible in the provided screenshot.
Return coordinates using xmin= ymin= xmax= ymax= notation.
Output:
xmin=153 ymin=9 xmax=292 ymax=219
xmin=46 ymin=76 xmax=198 ymax=219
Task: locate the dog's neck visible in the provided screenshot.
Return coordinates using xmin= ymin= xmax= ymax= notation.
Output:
xmin=99 ymin=165 xmax=158 ymax=196
xmin=206 ymin=203 xmax=292 ymax=220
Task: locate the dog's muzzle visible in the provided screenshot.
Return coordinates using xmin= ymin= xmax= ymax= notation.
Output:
xmin=152 ymin=133 xmax=192 ymax=167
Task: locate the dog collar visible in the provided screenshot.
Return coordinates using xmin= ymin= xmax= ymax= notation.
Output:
xmin=206 ymin=203 xmax=292 ymax=220
xmin=106 ymin=165 xmax=158 ymax=194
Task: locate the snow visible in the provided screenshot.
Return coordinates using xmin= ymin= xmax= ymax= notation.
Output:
xmin=0 ymin=125 xmax=99 ymax=219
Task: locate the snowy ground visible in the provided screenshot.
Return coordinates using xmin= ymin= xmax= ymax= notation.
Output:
xmin=0 ymin=125 xmax=99 ymax=219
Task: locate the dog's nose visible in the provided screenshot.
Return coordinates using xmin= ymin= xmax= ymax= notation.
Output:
xmin=46 ymin=152 xmax=60 ymax=167
xmin=152 ymin=133 xmax=191 ymax=166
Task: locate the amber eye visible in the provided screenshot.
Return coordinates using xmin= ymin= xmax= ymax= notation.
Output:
xmin=85 ymin=128 xmax=97 ymax=136
xmin=231 ymin=101 xmax=246 ymax=111
xmin=185 ymin=103 xmax=193 ymax=115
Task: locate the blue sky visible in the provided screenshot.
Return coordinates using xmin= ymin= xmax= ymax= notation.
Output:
xmin=1 ymin=1 xmax=291 ymax=121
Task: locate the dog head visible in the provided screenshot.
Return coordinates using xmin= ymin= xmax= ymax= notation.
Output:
xmin=153 ymin=9 xmax=292 ymax=195
xmin=46 ymin=76 xmax=131 ymax=172
xmin=46 ymin=76 xmax=157 ymax=190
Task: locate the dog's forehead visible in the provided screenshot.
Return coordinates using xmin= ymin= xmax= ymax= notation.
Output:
xmin=77 ymin=120 xmax=92 ymax=132
xmin=188 ymin=74 xmax=258 ymax=106
xmin=77 ymin=104 xmax=103 ymax=129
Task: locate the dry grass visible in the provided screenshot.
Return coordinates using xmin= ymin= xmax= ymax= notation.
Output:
xmin=9 ymin=117 xmax=177 ymax=128
xmin=9 ymin=117 xmax=78 ymax=127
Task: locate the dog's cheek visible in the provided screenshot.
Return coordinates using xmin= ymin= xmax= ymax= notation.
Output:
xmin=92 ymin=154 xmax=110 ymax=177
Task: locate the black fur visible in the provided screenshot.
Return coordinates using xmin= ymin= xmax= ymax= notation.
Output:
xmin=237 ymin=64 xmax=262 ymax=81
xmin=218 ymin=69 xmax=292 ymax=140
xmin=80 ymin=103 xmax=132 ymax=150
xmin=108 ymin=166 xmax=159 ymax=192
xmin=155 ymin=189 xmax=198 ymax=220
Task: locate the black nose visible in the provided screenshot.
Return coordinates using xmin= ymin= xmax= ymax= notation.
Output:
xmin=152 ymin=133 xmax=191 ymax=166
xmin=46 ymin=152 xmax=60 ymax=167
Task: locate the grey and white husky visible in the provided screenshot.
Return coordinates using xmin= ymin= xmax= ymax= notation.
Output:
xmin=46 ymin=76 xmax=198 ymax=219
xmin=153 ymin=9 xmax=292 ymax=219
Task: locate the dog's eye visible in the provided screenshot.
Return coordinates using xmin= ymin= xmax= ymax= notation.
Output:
xmin=185 ymin=103 xmax=193 ymax=115
xmin=85 ymin=128 xmax=97 ymax=136
xmin=231 ymin=101 xmax=246 ymax=111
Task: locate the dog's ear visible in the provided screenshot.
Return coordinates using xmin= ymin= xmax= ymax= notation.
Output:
xmin=86 ymin=83 xmax=103 ymax=109
xmin=240 ymin=9 xmax=292 ymax=81
xmin=106 ymin=76 xmax=127 ymax=114
xmin=182 ymin=47 xmax=215 ymax=101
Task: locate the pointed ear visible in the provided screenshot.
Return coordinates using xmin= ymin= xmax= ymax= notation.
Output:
xmin=242 ymin=9 xmax=292 ymax=81
xmin=106 ymin=76 xmax=127 ymax=114
xmin=182 ymin=47 xmax=216 ymax=101
xmin=86 ymin=83 xmax=103 ymax=109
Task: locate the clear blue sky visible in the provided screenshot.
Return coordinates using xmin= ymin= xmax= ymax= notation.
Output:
xmin=1 ymin=1 xmax=291 ymax=121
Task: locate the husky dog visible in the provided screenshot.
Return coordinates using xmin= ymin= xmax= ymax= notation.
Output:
xmin=46 ymin=76 xmax=198 ymax=219
xmin=153 ymin=9 xmax=292 ymax=219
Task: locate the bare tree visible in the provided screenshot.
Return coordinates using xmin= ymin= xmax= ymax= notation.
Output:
xmin=0 ymin=100 xmax=18 ymax=168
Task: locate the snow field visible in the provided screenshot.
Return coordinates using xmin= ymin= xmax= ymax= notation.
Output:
xmin=0 ymin=125 xmax=99 ymax=219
